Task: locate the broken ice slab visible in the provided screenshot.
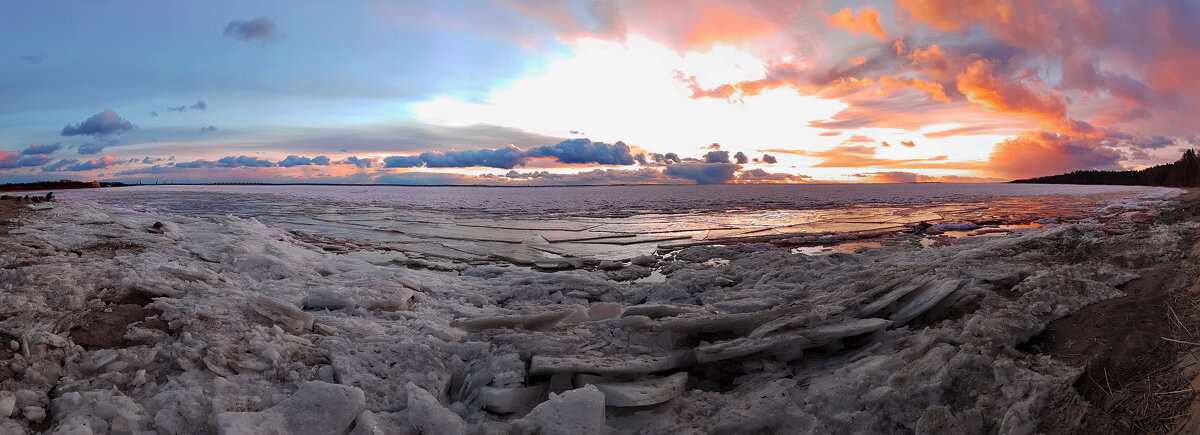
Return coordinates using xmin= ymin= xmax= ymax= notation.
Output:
xmin=480 ymin=384 xmax=548 ymax=413
xmin=575 ymin=372 xmax=689 ymax=407
xmin=249 ymin=295 xmax=314 ymax=333
xmin=855 ymin=276 xmax=937 ymax=317
xmin=513 ymin=385 xmax=606 ymax=435
xmin=530 ymin=351 xmax=696 ymax=377
xmin=887 ymin=279 xmax=963 ymax=326
xmin=453 ymin=218 xmax=599 ymax=232
xmin=694 ymin=318 xmax=892 ymax=363
xmin=621 ymin=304 xmax=710 ymax=319
xmin=456 ymin=307 xmax=586 ymax=332
xmin=215 ymin=381 xmax=365 ymax=435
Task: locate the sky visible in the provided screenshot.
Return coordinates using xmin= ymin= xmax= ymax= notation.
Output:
xmin=2 ymin=0 xmax=1199 ymax=185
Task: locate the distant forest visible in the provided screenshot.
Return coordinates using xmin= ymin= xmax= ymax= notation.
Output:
xmin=0 ymin=180 xmax=128 ymax=191
xmin=1012 ymin=149 xmax=1200 ymax=187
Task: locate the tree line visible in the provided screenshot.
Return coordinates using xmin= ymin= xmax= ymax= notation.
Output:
xmin=1012 ymin=149 xmax=1200 ymax=187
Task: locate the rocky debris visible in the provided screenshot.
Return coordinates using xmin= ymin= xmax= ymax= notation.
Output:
xmin=215 ymin=381 xmax=365 ymax=435
xmin=0 ymin=195 xmax=1192 ymax=434
xmin=577 ymin=372 xmax=688 ymax=407
xmin=514 ymin=385 xmax=606 ymax=435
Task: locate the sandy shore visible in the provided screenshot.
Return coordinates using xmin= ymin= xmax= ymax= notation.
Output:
xmin=2 ymin=193 xmax=1200 ymax=433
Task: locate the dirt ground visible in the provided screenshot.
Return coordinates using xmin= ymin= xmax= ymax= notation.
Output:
xmin=1025 ymin=190 xmax=1200 ymax=434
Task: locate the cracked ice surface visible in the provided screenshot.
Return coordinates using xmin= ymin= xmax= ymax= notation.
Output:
xmin=0 ymin=189 xmax=1191 ymax=434
xmin=50 ymin=184 xmax=1184 ymax=270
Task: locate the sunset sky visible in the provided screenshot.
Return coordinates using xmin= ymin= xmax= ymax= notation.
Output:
xmin=2 ymin=0 xmax=1198 ymax=185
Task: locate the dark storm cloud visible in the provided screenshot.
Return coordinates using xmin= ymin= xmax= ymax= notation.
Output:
xmin=174 ymin=155 xmax=275 ymax=168
xmin=77 ymin=139 xmax=118 ymax=155
xmin=18 ymin=155 xmax=52 ymax=167
xmin=61 ymin=110 xmax=136 ymax=136
xmin=384 ymin=139 xmax=636 ymax=169
xmin=22 ymin=143 xmax=60 ymax=155
xmin=1136 ymin=135 xmax=1174 ymax=149
xmin=663 ymin=162 xmax=741 ymax=184
xmin=526 ymin=139 xmax=635 ymax=165
xmin=223 ymin=17 xmax=279 ymax=42
xmin=382 ymin=155 xmax=423 ymax=168
xmin=702 ymin=150 xmax=731 ymax=163
xmin=761 ymin=154 xmax=777 ymax=164
xmin=733 ymin=151 xmax=749 ymax=164
xmin=278 ymin=155 xmax=332 ymax=167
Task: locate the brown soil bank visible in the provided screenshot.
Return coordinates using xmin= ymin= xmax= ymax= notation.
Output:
xmin=1026 ymin=190 xmax=1200 ymax=433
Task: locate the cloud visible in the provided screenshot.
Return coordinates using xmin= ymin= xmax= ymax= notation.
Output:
xmin=22 ymin=143 xmax=61 ymax=155
xmin=174 ymin=155 xmax=276 ymax=169
xmin=1136 ymin=135 xmax=1174 ymax=149
xmin=61 ymin=110 xmax=136 ymax=136
xmin=150 ymin=111 xmax=159 ymax=117
xmin=18 ymin=155 xmax=52 ymax=167
xmin=852 ymin=171 xmax=1004 ymax=183
xmin=986 ymin=131 xmax=1123 ymax=179
xmin=223 ymin=17 xmax=279 ymax=42
xmin=382 ymin=155 xmax=423 ymax=168
xmin=703 ymin=150 xmax=731 ymax=163
xmin=826 ymin=6 xmax=887 ymax=41
xmin=278 ymin=155 xmax=332 ymax=167
xmin=663 ymin=162 xmax=741 ymax=184
xmin=734 ymin=168 xmax=810 ymax=183
xmin=166 ymin=106 xmax=187 ymax=113
xmin=77 ymin=139 xmax=118 ymax=155
xmin=420 ymin=145 xmax=527 ymax=169
xmin=190 ymin=100 xmax=208 ymax=111
xmin=842 ymin=135 xmax=875 ymax=144
xmin=48 ymin=156 xmax=122 ymax=172
xmin=900 ymin=140 xmax=916 ymax=147
xmin=819 ymin=131 xmax=842 ymax=137
xmin=761 ymin=154 xmax=777 ymax=164
xmin=525 ymin=139 xmax=636 ymax=165
xmin=733 ymin=151 xmax=749 ymax=164
xmin=341 ymin=156 xmax=378 ymax=168
xmin=199 ymin=125 xmax=218 ymax=132
xmin=383 ymin=139 xmax=636 ymax=170
xmin=0 ymin=151 xmax=19 ymax=168
xmin=764 ymin=145 xmax=956 ymax=169
xmin=18 ymin=54 xmax=44 ymax=63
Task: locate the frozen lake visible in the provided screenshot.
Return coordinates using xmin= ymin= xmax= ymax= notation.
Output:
xmin=53 ymin=183 xmax=1180 ymax=265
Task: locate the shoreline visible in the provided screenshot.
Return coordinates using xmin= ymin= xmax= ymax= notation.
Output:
xmin=1 ymin=191 xmax=1199 ymax=432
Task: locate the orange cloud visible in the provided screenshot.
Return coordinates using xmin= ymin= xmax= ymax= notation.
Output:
xmin=763 ymin=146 xmax=955 ymax=169
xmin=985 ymin=131 xmax=1123 ymax=179
xmin=877 ymin=75 xmax=950 ymax=103
xmin=847 ymin=56 xmax=867 ymax=66
xmin=852 ymin=171 xmax=1002 ymax=183
xmin=827 ymin=7 xmax=888 ymax=41
xmin=955 ymin=59 xmax=1067 ymax=122
xmin=685 ymin=6 xmax=779 ymax=49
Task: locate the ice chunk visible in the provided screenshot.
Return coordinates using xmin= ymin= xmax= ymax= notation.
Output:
xmin=0 ymin=391 xmax=14 ymax=418
xmin=530 ymin=351 xmax=695 ymax=376
xmin=621 ymin=304 xmax=708 ymax=319
xmin=514 ymin=385 xmax=606 ymax=435
xmin=888 ymin=279 xmax=963 ymax=326
xmin=215 ymin=381 xmax=366 ymax=435
xmin=695 ymin=318 xmax=891 ymax=363
xmin=576 ymin=372 xmax=688 ymax=407
xmin=404 ymin=382 xmax=467 ymax=435
xmin=457 ymin=307 xmax=585 ymax=332
xmin=249 ymin=295 xmax=314 ymax=333
xmin=479 ymin=384 xmax=547 ymax=414
xmin=587 ymin=303 xmax=623 ymax=321
xmin=856 ymin=277 xmax=935 ymax=317
xmin=347 ymin=410 xmax=386 ymax=435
